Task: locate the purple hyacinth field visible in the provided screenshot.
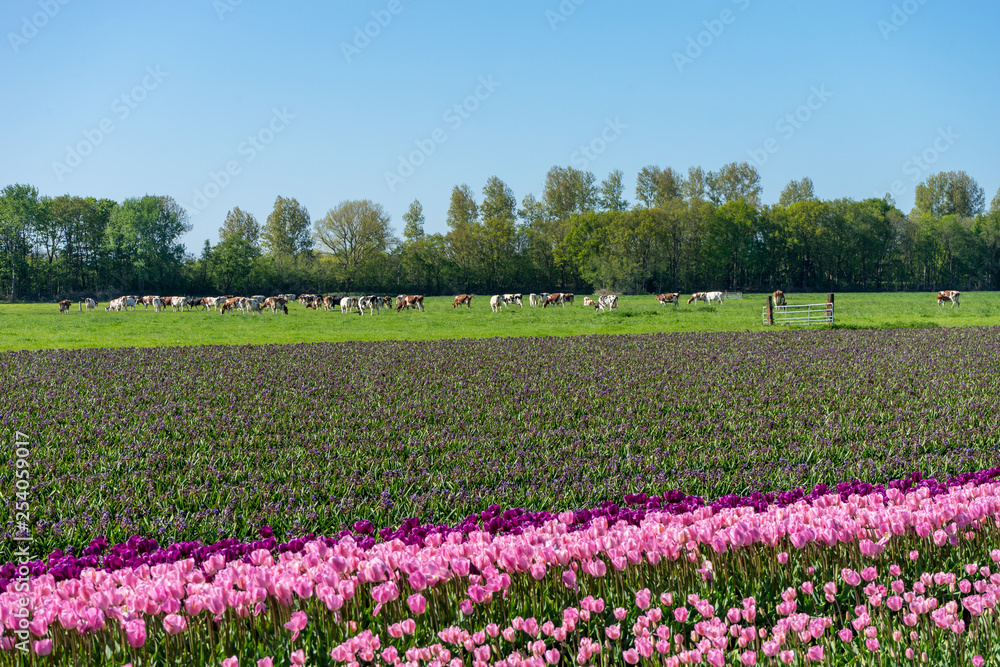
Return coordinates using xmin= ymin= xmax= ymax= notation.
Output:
xmin=3 ymin=327 xmax=1000 ymax=665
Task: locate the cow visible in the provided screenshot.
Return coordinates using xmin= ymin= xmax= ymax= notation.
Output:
xmin=542 ymin=293 xmax=565 ymax=308
xmin=123 ymin=296 xmax=138 ymax=311
xmin=172 ymin=297 xmax=189 ymax=312
xmin=598 ymin=294 xmax=618 ymax=312
xmin=279 ymin=294 xmax=297 ymax=303
xmin=306 ymin=297 xmax=322 ymax=310
xmin=562 ymin=293 xmax=574 ymax=305
xmin=323 ymin=296 xmax=338 ymax=311
xmin=359 ymin=295 xmax=380 ymax=315
xmin=245 ymin=297 xmax=263 ymax=314
xmin=529 ymin=293 xmax=539 ymax=307
xmin=219 ymin=297 xmax=243 ymax=314
xmin=772 ymin=290 xmax=786 ymax=307
xmin=656 ymin=293 xmax=680 ymax=306
xmin=937 ymin=290 xmax=960 ymax=308
xmin=396 ymin=295 xmax=425 ymax=312
xmin=160 ymin=296 xmax=174 ymax=309
xmin=340 ymin=297 xmax=358 ymax=314
xmin=139 ymin=295 xmax=158 ymax=311
xmin=188 ymin=297 xmax=206 ymax=310
xmin=298 ymin=294 xmax=319 ymax=307
xmin=453 ymin=294 xmax=473 ymax=309
xmin=106 ymin=297 xmax=125 ymax=312
xmin=382 ymin=296 xmax=393 ymax=308
xmin=583 ymin=297 xmax=598 ymax=309
xmin=152 ymin=296 xmax=163 ymax=313
xmin=688 ymin=291 xmax=724 ymax=305
xmin=502 ymin=293 xmax=523 ymax=308
xmin=84 ymin=298 xmax=97 ymax=311
xmin=490 ymin=295 xmax=502 ymax=312
xmin=58 ymin=299 xmax=72 ymax=313
xmin=263 ymin=296 xmax=288 ymax=314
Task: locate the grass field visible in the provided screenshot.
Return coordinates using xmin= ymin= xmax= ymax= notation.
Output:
xmin=1 ymin=292 xmax=996 ymax=351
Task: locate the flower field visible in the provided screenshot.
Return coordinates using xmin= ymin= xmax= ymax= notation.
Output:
xmin=3 ymin=327 xmax=1000 ymax=665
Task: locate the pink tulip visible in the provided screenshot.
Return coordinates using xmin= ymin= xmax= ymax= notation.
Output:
xmin=125 ymin=619 xmax=147 ymax=648
xmin=777 ymin=552 xmax=789 ymax=564
xmin=258 ymin=659 xmax=274 ymax=667
xmin=865 ymin=637 xmax=880 ymax=651
xmin=635 ymin=589 xmax=651 ymax=609
xmin=706 ymin=648 xmax=724 ymax=667
xmin=407 ymin=593 xmax=427 ymax=615
xmin=838 ymin=628 xmax=853 ymax=642
xmin=623 ymin=649 xmax=640 ymax=665
xmin=545 ymin=649 xmax=560 ymax=665
xmin=779 ymin=650 xmax=795 ymax=665
xmin=806 ymin=646 xmax=824 ymax=662
xmin=615 ymin=607 xmax=627 ymax=621
xmin=291 ymin=649 xmax=305 ymax=666
xmin=284 ymin=611 xmax=308 ymax=642
xmin=32 ymin=640 xmax=53 ymax=656
xmin=561 ymin=570 xmax=577 ymax=590
xmin=740 ymin=650 xmax=757 ymax=665
xmin=222 ymin=657 xmax=239 ymax=667
xmin=910 ymin=550 xmax=920 ymax=561
xmin=973 ymin=656 xmax=985 ymax=667
xmin=162 ymin=614 xmax=187 ymax=635
xmin=606 ymin=625 xmax=621 ymax=640
xmin=841 ymin=569 xmax=862 ymax=586
xmin=401 ymin=618 xmax=416 ymax=635
xmin=673 ymin=606 xmax=689 ymax=623
xmin=860 ymin=567 xmax=877 ymax=582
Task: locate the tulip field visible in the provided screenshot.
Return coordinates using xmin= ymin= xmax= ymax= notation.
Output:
xmin=2 ymin=325 xmax=1000 ymax=665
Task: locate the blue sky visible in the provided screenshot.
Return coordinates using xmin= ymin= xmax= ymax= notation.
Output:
xmin=3 ymin=0 xmax=998 ymax=250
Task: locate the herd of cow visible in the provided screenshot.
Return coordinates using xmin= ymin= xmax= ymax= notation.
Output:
xmin=53 ymin=289 xmax=962 ymax=315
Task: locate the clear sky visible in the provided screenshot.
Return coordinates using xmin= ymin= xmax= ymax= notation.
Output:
xmin=3 ymin=0 xmax=998 ymax=250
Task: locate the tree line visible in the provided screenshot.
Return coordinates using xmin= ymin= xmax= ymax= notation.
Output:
xmin=2 ymin=163 xmax=999 ymax=301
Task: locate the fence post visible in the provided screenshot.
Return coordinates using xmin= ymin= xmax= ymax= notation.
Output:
xmin=826 ymin=293 xmax=835 ymax=324
xmin=766 ymin=295 xmax=774 ymax=326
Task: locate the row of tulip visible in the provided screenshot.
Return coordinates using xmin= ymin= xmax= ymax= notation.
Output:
xmin=3 ymin=475 xmax=999 ymax=665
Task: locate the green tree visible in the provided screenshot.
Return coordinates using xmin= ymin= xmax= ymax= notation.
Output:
xmin=635 ymin=166 xmax=682 ymax=208
xmin=402 ymin=200 xmax=425 ymax=242
xmin=262 ymin=196 xmax=312 ymax=258
xmin=313 ymin=200 xmax=395 ymax=292
xmin=543 ymin=166 xmax=597 ymax=220
xmin=707 ymin=162 xmax=762 ymax=208
xmin=596 ymin=169 xmax=627 ymax=211
xmin=212 ymin=207 xmax=261 ymax=293
xmin=683 ymin=166 xmax=709 ymax=203
xmin=103 ymin=195 xmax=191 ymax=291
xmin=914 ymin=171 xmax=986 ymax=218
xmin=0 ymin=184 xmax=43 ymax=300
xmin=778 ymin=177 xmax=816 ymax=207
xmin=445 ymin=184 xmax=480 ymax=290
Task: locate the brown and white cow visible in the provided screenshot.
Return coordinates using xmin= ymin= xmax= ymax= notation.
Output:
xmin=396 ymin=295 xmax=424 ymax=312
xmin=358 ymin=296 xmax=381 ymax=315
xmin=772 ymin=290 xmax=786 ymax=307
xmin=453 ymin=294 xmax=473 ymax=309
xmin=542 ymin=293 xmax=565 ymax=308
xmin=58 ymin=299 xmax=72 ymax=313
xmin=263 ymin=296 xmax=288 ymax=314
xmin=219 ymin=297 xmax=243 ymax=314
xmin=106 ymin=297 xmax=126 ymax=312
xmin=583 ymin=297 xmax=597 ymax=308
xmin=562 ymin=293 xmax=574 ymax=305
xmin=323 ymin=295 xmax=338 ymax=311
xmin=656 ymin=293 xmax=680 ymax=306
xmin=688 ymin=291 xmax=724 ymax=305
xmin=84 ymin=298 xmax=97 ymax=311
xmin=937 ymin=290 xmax=960 ymax=308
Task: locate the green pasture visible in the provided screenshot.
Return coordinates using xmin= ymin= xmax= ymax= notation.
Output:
xmin=0 ymin=292 xmax=995 ymax=351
